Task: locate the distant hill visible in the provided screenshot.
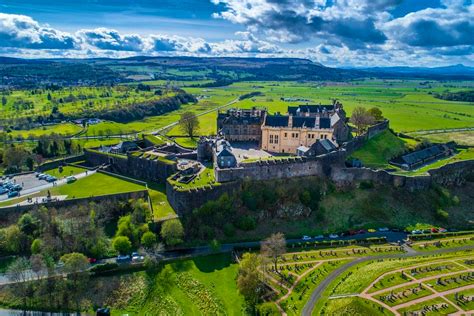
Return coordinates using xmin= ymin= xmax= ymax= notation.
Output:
xmin=1 ymin=56 xmax=473 ymax=88
xmin=357 ymin=64 xmax=474 ymax=80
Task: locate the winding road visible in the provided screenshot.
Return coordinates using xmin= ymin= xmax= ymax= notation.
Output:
xmin=301 ymin=244 xmax=474 ymax=316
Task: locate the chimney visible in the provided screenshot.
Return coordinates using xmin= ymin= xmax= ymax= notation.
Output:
xmin=288 ymin=115 xmax=293 ymax=128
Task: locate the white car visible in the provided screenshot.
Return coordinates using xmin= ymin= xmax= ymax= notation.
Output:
xmin=302 ymin=235 xmax=312 ymax=241
xmin=329 ymin=233 xmax=339 ymax=239
xmin=378 ymin=227 xmax=389 ymax=232
xmin=314 ymin=235 xmax=324 ymax=240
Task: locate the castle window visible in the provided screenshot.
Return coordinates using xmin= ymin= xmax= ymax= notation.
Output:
xmin=275 ymin=135 xmax=279 ymax=144
xmin=269 ymin=135 xmax=274 ymax=144
xmin=320 ymin=134 xmax=324 ymax=139
xmin=284 ymin=132 xmax=287 ymax=138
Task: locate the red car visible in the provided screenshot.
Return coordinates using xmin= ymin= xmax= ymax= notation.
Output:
xmin=88 ymin=258 xmax=97 ymax=264
xmin=431 ymin=228 xmax=439 ymax=233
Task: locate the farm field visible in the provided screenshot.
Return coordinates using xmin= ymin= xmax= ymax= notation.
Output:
xmin=6 ymin=79 xmax=473 ymax=144
xmin=312 ymin=248 xmax=474 ymax=316
xmin=415 ymin=130 xmax=474 ymax=146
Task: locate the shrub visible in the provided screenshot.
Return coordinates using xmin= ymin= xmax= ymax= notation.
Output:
xmin=141 ymin=231 xmax=157 ymax=249
xmin=90 ymin=262 xmax=119 ymax=274
xmin=235 ymin=216 xmax=256 ymax=231
xmin=436 ymin=208 xmax=449 ymax=221
xmin=223 ymin=223 xmax=236 ymax=237
xmin=161 ymin=219 xmax=184 ymax=246
xmin=359 ymin=180 xmax=374 ymax=190
xmin=31 ymin=238 xmax=42 ymax=254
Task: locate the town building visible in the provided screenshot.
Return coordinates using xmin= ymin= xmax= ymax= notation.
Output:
xmin=217 ymin=107 xmax=266 ymax=142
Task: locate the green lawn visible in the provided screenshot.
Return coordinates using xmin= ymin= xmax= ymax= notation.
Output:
xmin=47 ymin=172 xmax=145 ymax=199
xmin=147 ymin=182 xmax=176 ymax=220
xmin=425 ymin=271 xmax=474 ymax=291
xmin=397 ymin=297 xmax=458 ymax=315
xmin=173 ymin=137 xmax=198 ymax=149
xmin=367 ymin=271 xmax=412 ymax=294
xmin=318 ymin=297 xmax=394 ymax=316
xmin=349 ymin=130 xmax=414 ymax=169
xmin=445 ymin=288 xmax=474 ymax=311
xmin=43 ymin=165 xmax=87 ymax=178
xmin=9 ymin=123 xmax=83 ymax=139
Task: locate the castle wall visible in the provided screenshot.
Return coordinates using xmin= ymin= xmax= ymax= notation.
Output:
xmin=84 ymin=149 xmax=177 ymax=183
xmin=166 ymin=180 xmax=241 ymax=216
xmin=215 ymin=150 xmax=346 ymax=183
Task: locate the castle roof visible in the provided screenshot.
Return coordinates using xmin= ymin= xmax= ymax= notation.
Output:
xmin=288 ymin=104 xmax=335 ymax=116
xmin=293 ymin=117 xmax=316 ymax=128
xmin=264 ymin=115 xmax=289 ymax=127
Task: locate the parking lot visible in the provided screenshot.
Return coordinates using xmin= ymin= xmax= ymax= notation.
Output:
xmin=1 ymin=173 xmax=47 ymax=191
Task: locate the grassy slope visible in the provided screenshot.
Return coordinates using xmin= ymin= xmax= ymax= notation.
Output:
xmin=349 ymin=130 xmax=412 ymax=169
xmin=112 ymin=253 xmax=245 ymax=315
xmin=321 ymin=297 xmax=394 ymax=316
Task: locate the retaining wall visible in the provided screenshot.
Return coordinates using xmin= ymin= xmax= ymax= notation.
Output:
xmin=0 ymin=190 xmax=148 ymax=216
xmin=36 ymin=154 xmax=85 ymax=172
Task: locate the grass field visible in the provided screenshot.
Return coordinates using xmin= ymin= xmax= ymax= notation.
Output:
xmin=418 ymin=130 xmax=474 ymax=146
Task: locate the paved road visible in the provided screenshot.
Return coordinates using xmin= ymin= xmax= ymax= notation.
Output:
xmin=301 ymin=244 xmax=474 ymax=316
xmin=0 ymin=170 xmax=96 ymax=203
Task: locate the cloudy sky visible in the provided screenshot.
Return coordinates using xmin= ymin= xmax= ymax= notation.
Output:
xmin=0 ymin=0 xmax=472 ymax=67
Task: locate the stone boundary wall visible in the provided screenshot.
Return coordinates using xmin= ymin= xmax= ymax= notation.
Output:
xmin=84 ymin=149 xmax=177 ymax=183
xmin=0 ymin=190 xmax=148 ymax=216
xmin=331 ymin=159 xmax=474 ymax=190
xmin=166 ymin=181 xmax=240 ymax=216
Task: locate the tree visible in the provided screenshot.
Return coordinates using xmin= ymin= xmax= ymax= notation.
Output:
xmin=113 ymin=236 xmax=132 ymax=254
xmin=261 ymin=233 xmax=286 ymax=272
xmin=160 ymin=219 xmax=184 ymax=246
xmin=237 ymin=253 xmax=263 ymax=309
xmin=60 ymin=252 xmax=89 ymax=309
xmin=1 ymin=96 xmax=6 ymax=106
xmin=18 ymin=213 xmax=38 ymax=236
xmin=30 ymin=254 xmax=46 ymax=280
xmin=350 ymin=107 xmax=375 ymax=136
xmin=178 ymin=111 xmax=200 ymax=138
xmin=6 ymin=257 xmax=31 ymax=305
xmin=3 ymin=145 xmax=28 ymax=171
xmin=368 ymin=107 xmax=384 ymax=121
xmin=31 ymin=238 xmax=43 ymax=254
xmin=141 ymin=231 xmax=157 ymax=250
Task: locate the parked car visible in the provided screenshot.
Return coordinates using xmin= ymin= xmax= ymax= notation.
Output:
xmin=378 ymin=227 xmax=389 ymax=232
xmin=116 ymin=255 xmax=131 ymax=263
xmin=357 ymin=229 xmax=367 ymax=234
xmin=46 ymin=176 xmax=57 ymax=183
xmin=66 ymin=176 xmax=77 ymax=184
xmin=367 ymin=229 xmax=376 ymax=233
xmin=411 ymin=230 xmax=423 ymax=235
xmin=10 ymin=184 xmax=22 ymax=192
xmin=88 ymin=258 xmax=97 ymax=264
xmin=7 ymin=191 xmax=19 ymax=198
xmin=438 ymin=227 xmax=447 ymax=233
xmin=314 ymin=235 xmax=324 ymax=240
xmin=329 ymin=233 xmax=339 ymax=239
xmin=422 ymin=229 xmax=431 ymax=234
xmin=0 ymin=187 xmax=8 ymax=195
xmin=132 ymin=252 xmax=144 ymax=262
xmin=431 ymin=228 xmax=439 ymax=233
xmin=38 ymin=174 xmax=47 ymax=180
xmin=302 ymin=235 xmax=311 ymax=241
